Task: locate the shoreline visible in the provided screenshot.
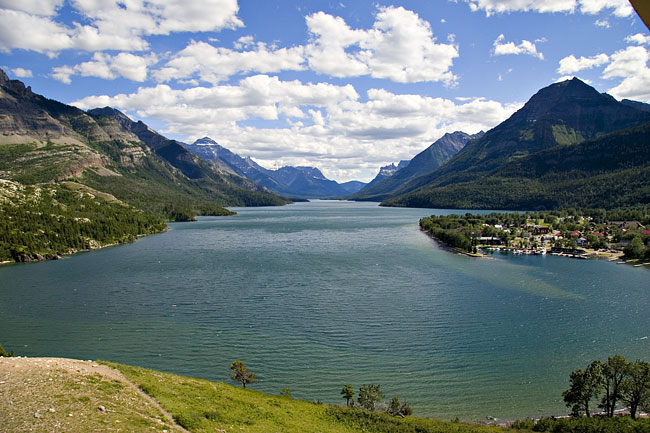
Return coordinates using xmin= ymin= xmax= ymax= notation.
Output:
xmin=421 ymin=229 xmax=641 ymax=265
xmin=0 ymin=355 xmax=567 ymax=427
xmin=0 ymin=227 xmax=168 ymax=266
xmin=4 ymin=356 xmax=647 ymax=429
xmin=420 ymin=227 xmax=492 ymax=259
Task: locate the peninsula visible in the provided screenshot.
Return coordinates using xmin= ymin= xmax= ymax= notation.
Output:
xmin=419 ymin=208 xmax=650 ymax=262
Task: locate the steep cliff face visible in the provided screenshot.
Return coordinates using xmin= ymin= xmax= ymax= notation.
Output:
xmin=361 ymin=160 xmax=410 ymax=191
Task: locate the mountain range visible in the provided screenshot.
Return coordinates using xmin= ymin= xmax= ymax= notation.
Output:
xmin=2 ymin=68 xmax=649 ymax=220
xmin=183 ymin=137 xmax=366 ymax=199
xmin=0 ymin=69 xmax=288 ymax=221
xmin=351 ymin=131 xmax=484 ymax=201
xmin=378 ymin=78 xmax=650 ymax=210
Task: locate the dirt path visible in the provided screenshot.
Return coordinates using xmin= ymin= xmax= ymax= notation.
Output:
xmin=0 ymin=357 xmax=190 ymax=433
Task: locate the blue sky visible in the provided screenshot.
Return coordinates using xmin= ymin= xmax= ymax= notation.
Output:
xmin=1 ymin=0 xmax=648 ymax=182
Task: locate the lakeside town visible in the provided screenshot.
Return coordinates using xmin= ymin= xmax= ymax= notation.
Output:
xmin=419 ymin=209 xmax=650 ymax=265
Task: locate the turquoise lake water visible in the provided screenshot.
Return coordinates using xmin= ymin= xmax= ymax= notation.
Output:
xmin=1 ymin=200 xmax=649 ymax=421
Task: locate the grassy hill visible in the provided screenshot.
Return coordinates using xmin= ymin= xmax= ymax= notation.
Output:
xmin=0 ymin=356 xmax=523 ymax=433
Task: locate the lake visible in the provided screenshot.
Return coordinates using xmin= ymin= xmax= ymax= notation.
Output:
xmin=1 ymin=200 xmax=649 ymax=421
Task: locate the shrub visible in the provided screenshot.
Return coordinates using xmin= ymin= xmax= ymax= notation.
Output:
xmin=0 ymin=343 xmax=14 ymax=357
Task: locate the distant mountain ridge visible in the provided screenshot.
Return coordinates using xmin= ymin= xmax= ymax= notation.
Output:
xmin=382 ymin=78 xmax=650 ymax=210
xmin=351 ymin=131 xmax=483 ymax=201
xmin=183 ymin=138 xmax=366 ymax=198
xmin=362 ymin=160 xmax=410 ymax=190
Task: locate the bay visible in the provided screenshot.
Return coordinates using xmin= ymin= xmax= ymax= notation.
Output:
xmin=1 ymin=200 xmax=649 ymax=421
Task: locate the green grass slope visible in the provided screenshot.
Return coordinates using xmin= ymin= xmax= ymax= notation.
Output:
xmin=103 ymin=361 xmax=521 ymax=433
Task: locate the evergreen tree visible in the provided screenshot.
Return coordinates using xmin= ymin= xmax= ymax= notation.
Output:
xmin=229 ymin=360 xmax=256 ymax=388
xmin=358 ymin=384 xmax=383 ymax=411
xmin=600 ymin=355 xmax=628 ymax=417
xmin=340 ymin=384 xmax=354 ymax=407
xmin=386 ymin=396 xmax=413 ymax=417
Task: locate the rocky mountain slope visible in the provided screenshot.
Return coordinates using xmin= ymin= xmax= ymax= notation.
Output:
xmin=383 ymin=78 xmax=650 ymax=210
xmin=361 ymin=160 xmax=410 ymax=190
xmin=351 ymin=131 xmax=482 ymax=201
xmin=0 ymin=70 xmax=288 ymax=221
xmin=183 ymin=137 xmax=366 ymax=198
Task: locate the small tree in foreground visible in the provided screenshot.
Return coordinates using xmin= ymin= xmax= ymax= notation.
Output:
xmin=230 ymin=359 xmax=256 ymax=388
xmin=358 ymin=384 xmax=383 ymax=411
xmin=562 ymin=361 xmax=602 ymax=417
xmin=386 ymin=396 xmax=413 ymax=417
xmin=340 ymin=384 xmax=355 ymax=407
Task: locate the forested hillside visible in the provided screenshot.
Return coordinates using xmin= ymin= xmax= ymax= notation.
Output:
xmin=383 ymin=78 xmax=650 ymax=210
xmin=0 ymin=180 xmax=166 ymax=262
xmin=386 ymin=121 xmax=650 ymax=210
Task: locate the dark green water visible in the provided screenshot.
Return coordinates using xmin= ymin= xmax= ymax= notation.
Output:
xmin=1 ymin=200 xmax=649 ymax=421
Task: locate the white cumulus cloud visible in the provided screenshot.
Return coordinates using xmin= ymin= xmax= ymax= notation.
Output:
xmin=626 ymin=33 xmax=650 ymax=45
xmin=70 ymin=75 xmax=518 ymax=182
xmin=9 ymin=67 xmax=33 ymax=78
xmin=154 ymin=40 xmax=306 ymax=84
xmin=0 ymin=0 xmax=243 ymax=54
xmin=305 ymin=11 xmax=372 ymax=78
xmin=557 ymin=53 xmax=609 ymax=74
xmin=604 ymin=46 xmax=650 ymax=102
xmin=305 ymin=6 xmax=458 ymax=84
xmin=0 ymin=0 xmax=63 ymax=15
xmin=493 ymin=34 xmax=544 ymax=60
xmin=579 ymin=0 xmax=632 ymax=17
xmin=464 ymin=0 xmax=633 ymax=16
xmin=52 ymin=52 xmax=159 ymax=84
xmin=148 ymin=5 xmax=458 ymax=85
